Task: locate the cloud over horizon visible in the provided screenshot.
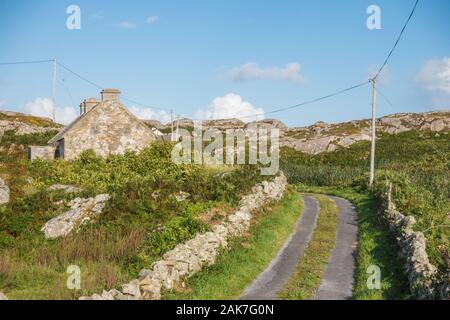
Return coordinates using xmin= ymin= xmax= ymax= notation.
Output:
xmin=24 ymin=97 xmax=78 ymax=125
xmin=229 ymin=62 xmax=305 ymax=84
xmin=416 ymin=57 xmax=450 ymax=95
xmin=195 ymin=93 xmax=264 ymax=122
xmin=128 ymin=105 xmax=171 ymax=124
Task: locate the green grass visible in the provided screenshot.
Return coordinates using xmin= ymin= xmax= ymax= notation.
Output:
xmin=295 ymin=185 xmax=410 ymax=300
xmin=162 ymin=189 xmax=303 ymax=300
xmin=278 ymin=194 xmax=339 ymax=300
xmin=0 ymin=131 xmax=266 ymax=299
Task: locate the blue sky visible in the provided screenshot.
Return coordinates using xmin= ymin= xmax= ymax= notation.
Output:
xmin=0 ymin=0 xmax=449 ymax=126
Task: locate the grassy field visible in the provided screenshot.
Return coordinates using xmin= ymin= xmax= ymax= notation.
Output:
xmin=163 ymin=189 xmax=303 ymax=300
xmin=0 ymin=130 xmax=265 ymax=299
xmin=278 ymin=194 xmax=339 ymax=300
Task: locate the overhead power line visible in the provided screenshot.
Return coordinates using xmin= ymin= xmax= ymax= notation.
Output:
xmin=56 ymin=61 xmax=103 ymax=90
xmin=57 ymin=62 xmax=172 ymax=112
xmin=197 ymin=81 xmax=370 ymax=122
xmin=264 ymin=81 xmax=370 ymax=117
xmin=374 ymin=86 xmax=394 ymax=108
xmin=0 ymin=59 xmax=54 ymax=66
xmin=121 ymin=97 xmax=171 ymax=112
xmin=373 ymin=0 xmax=420 ymax=80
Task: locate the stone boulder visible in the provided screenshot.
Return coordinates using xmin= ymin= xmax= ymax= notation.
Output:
xmin=41 ymin=194 xmax=110 ymax=239
xmin=0 ymin=177 xmax=10 ymax=205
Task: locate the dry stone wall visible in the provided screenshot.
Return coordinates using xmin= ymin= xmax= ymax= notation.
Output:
xmin=80 ymin=173 xmax=288 ymax=300
xmin=381 ymin=183 xmax=449 ymax=299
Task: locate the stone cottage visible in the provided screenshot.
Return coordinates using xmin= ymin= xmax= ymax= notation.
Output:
xmin=29 ymin=89 xmax=156 ymax=160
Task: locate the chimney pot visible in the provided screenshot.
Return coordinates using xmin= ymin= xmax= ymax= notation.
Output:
xmin=80 ymin=98 xmax=99 ymax=115
xmin=101 ymin=89 xmax=121 ymax=102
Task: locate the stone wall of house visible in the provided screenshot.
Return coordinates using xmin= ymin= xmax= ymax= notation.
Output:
xmin=63 ymin=100 xmax=155 ymax=160
xmin=80 ymin=173 xmax=288 ymax=300
xmin=28 ymin=145 xmax=56 ymax=161
xmin=380 ymin=183 xmax=449 ymax=299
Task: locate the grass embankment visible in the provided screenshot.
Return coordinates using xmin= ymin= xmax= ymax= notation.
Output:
xmin=0 ymin=130 xmax=265 ymax=299
xmin=163 ymin=189 xmax=303 ymax=300
xmin=296 ymin=186 xmax=410 ymax=300
xmin=278 ymin=194 xmax=339 ymax=299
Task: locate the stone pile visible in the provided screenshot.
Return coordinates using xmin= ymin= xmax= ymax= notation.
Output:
xmin=80 ymin=173 xmax=288 ymax=300
xmin=381 ymin=183 xmax=448 ymax=299
xmin=0 ymin=177 xmax=9 ymax=205
xmin=41 ymin=194 xmax=110 ymax=240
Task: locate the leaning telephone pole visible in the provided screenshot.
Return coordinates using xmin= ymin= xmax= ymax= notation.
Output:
xmin=369 ymin=78 xmax=377 ymax=187
xmin=52 ymin=58 xmax=57 ymax=122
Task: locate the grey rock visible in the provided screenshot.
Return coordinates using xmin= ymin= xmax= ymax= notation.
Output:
xmin=41 ymin=194 xmax=110 ymax=239
xmin=0 ymin=178 xmax=10 ymax=205
xmin=121 ymin=279 xmax=142 ymax=299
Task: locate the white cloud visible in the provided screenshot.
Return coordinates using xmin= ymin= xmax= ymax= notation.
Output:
xmin=195 ymin=93 xmax=264 ymax=122
xmin=416 ymin=57 xmax=450 ymax=95
xmin=146 ymin=16 xmax=159 ymax=24
xmin=24 ymin=97 xmax=78 ymax=125
xmin=119 ymin=21 xmax=137 ymax=29
xmin=128 ymin=105 xmax=171 ymax=124
xmin=229 ymin=62 xmax=305 ymax=83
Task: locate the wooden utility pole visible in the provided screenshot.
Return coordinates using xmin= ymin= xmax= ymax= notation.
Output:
xmin=170 ymin=109 xmax=174 ymax=142
xmin=176 ymin=114 xmax=180 ymax=141
xmin=369 ymin=78 xmax=377 ymax=187
xmin=52 ymin=58 xmax=57 ymax=122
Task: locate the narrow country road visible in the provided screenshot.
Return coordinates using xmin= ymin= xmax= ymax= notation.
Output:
xmin=240 ymin=195 xmax=358 ymax=300
xmin=240 ymin=196 xmax=319 ymax=300
xmin=314 ymin=197 xmax=358 ymax=300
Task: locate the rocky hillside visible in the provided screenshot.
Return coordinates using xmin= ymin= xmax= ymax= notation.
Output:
xmin=282 ymin=111 xmax=450 ymax=154
xmin=2 ymin=109 xmax=449 ymax=156
xmin=142 ymin=111 xmax=449 ymax=155
xmin=0 ymin=111 xmax=62 ymax=137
